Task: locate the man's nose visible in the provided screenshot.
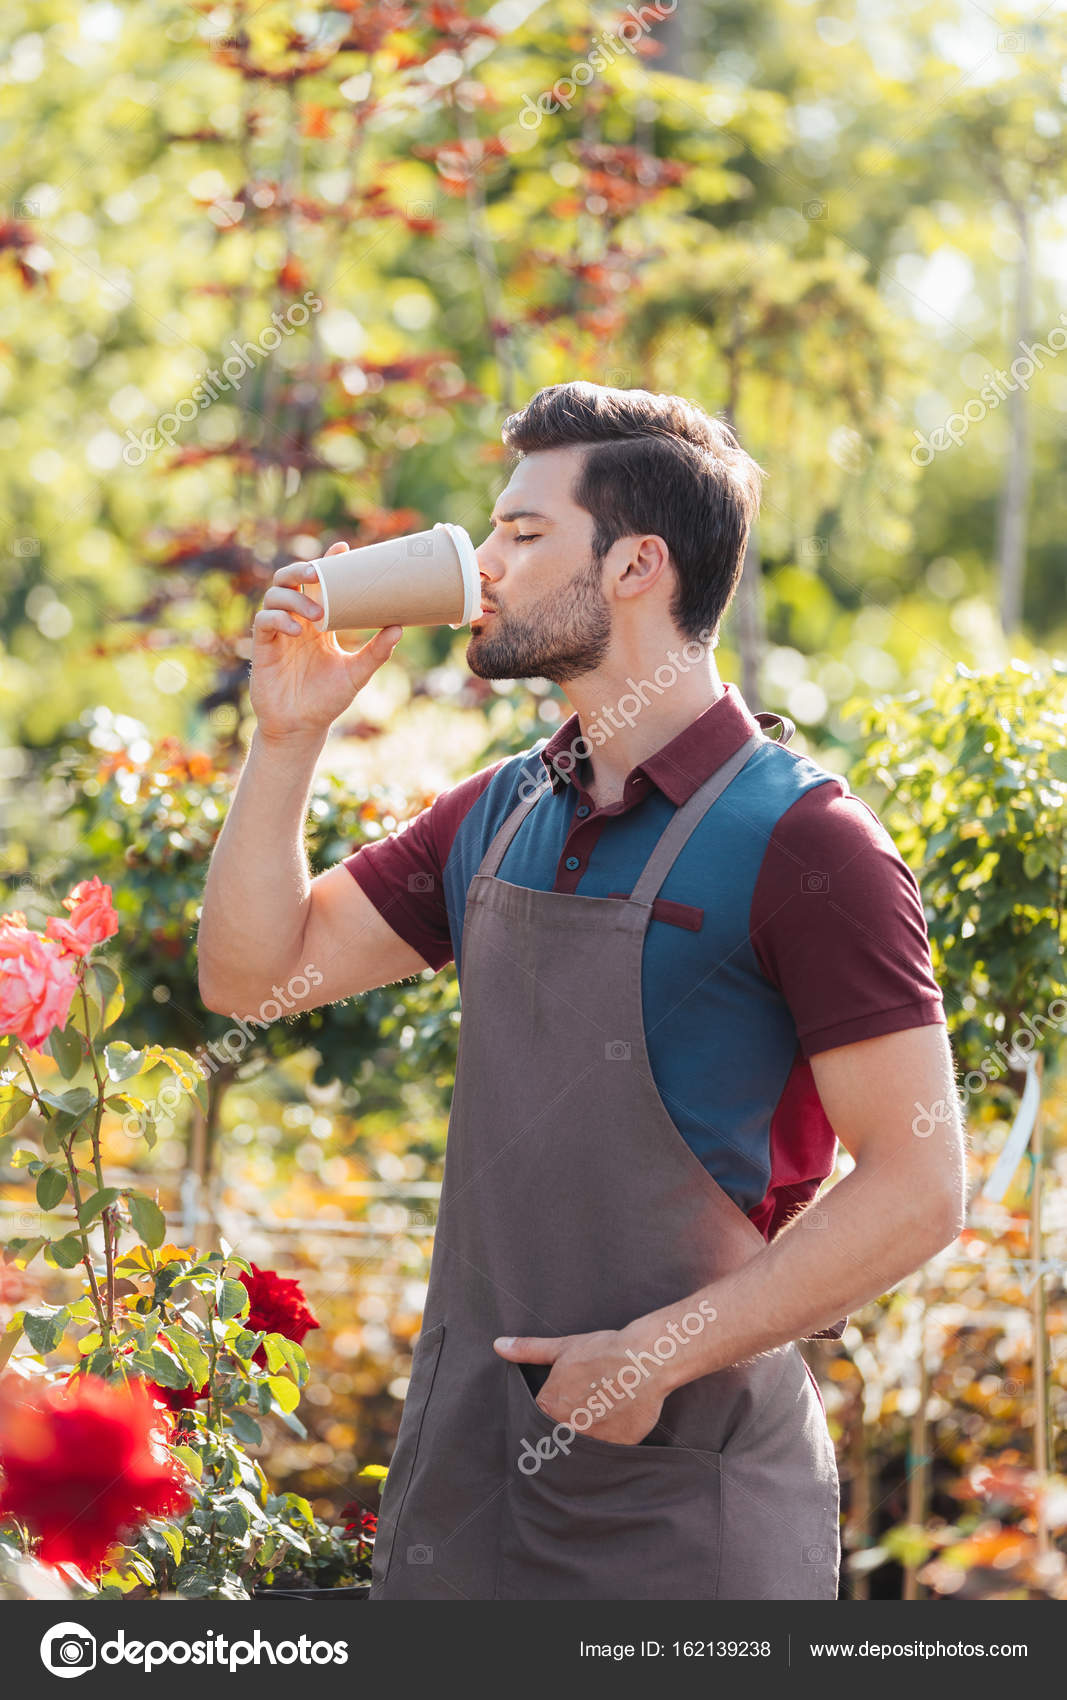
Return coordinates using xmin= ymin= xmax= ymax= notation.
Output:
xmin=474 ymin=533 xmax=503 ymax=579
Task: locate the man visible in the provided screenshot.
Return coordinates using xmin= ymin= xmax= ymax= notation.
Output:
xmin=197 ymin=381 xmax=965 ymax=1602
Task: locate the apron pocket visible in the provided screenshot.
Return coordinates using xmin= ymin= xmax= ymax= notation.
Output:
xmin=496 ymin=1360 xmax=722 ymax=1601
xmin=372 ymin=1321 xmax=446 ymax=1591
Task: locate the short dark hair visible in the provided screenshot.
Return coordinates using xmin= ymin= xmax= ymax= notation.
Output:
xmin=499 ymin=381 xmax=762 ymax=643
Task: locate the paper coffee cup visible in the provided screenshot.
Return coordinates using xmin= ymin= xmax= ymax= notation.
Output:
xmin=305 ymin=523 xmax=480 ymax=632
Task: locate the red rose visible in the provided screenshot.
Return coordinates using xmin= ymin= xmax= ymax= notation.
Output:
xmin=0 ymin=1376 xmax=190 ymax=1571
xmin=340 ymin=1502 xmax=377 ymax=1539
xmin=44 ymin=876 xmax=119 ymax=959
xmin=241 ymin=1264 xmax=319 ymax=1365
xmin=146 ymin=1377 xmax=206 ymax=1415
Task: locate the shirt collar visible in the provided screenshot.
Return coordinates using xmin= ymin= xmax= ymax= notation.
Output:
xmin=537 ymin=682 xmax=768 ymax=805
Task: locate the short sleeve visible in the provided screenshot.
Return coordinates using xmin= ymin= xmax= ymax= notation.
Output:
xmin=750 ymin=777 xmax=946 ymax=1058
xmin=342 ymin=758 xmax=509 ymax=973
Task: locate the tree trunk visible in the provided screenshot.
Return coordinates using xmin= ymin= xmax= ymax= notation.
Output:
xmin=181 ymin=1070 xmax=232 ymax=1249
xmin=997 ymin=198 xmax=1032 ymax=635
xmin=653 ymin=4 xmax=688 ymax=74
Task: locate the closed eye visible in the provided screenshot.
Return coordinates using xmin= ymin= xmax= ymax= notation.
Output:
xmin=514 ymin=534 xmax=540 ymax=543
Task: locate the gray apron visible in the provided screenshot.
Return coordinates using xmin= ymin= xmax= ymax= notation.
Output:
xmin=368 ymin=725 xmax=840 ymax=1601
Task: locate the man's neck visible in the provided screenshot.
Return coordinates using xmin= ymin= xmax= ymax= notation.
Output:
xmin=560 ymin=659 xmax=727 ymax=807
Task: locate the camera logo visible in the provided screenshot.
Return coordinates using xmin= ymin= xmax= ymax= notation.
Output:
xmin=40 ymin=1623 xmax=97 ymax=1678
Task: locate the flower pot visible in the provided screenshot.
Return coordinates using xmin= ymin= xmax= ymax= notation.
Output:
xmin=253 ymin=1584 xmax=370 ymax=1600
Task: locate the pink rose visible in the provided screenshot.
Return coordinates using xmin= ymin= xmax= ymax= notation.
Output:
xmin=0 ymin=914 xmax=79 ymax=1052
xmin=45 ymin=876 xmax=119 ymax=959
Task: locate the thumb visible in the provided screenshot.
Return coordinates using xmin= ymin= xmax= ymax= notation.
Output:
xmin=493 ymin=1334 xmax=568 ymax=1364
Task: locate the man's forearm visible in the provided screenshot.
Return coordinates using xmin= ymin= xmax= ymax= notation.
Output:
xmin=197 ymin=727 xmax=328 ymax=1008
xmin=625 ymin=1158 xmax=964 ymax=1394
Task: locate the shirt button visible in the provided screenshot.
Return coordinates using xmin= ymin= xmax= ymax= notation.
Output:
xmin=565 ymin=855 xmax=581 ymax=871
xmin=576 ymin=804 xmax=590 ymax=818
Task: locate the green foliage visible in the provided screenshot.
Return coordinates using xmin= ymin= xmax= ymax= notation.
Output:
xmin=0 ymin=911 xmax=373 ymax=1599
xmin=849 ymin=661 xmax=1067 ymax=1075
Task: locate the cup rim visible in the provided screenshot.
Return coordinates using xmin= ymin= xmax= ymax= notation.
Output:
xmin=309 ymin=561 xmax=329 ymax=632
xmin=434 ymin=522 xmax=480 ymax=626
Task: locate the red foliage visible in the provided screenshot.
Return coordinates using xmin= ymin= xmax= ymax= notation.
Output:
xmin=0 ymin=219 xmax=49 ymax=289
xmin=333 ymin=0 xmax=415 ymax=54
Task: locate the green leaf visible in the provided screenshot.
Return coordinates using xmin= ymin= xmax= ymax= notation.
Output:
xmin=104 ymin=1041 xmax=152 ymax=1083
xmin=35 ymin=1167 xmax=67 ymax=1210
xmin=38 ymin=1085 xmax=97 ymax=1140
xmin=228 ymin=1408 xmax=264 ymax=1447
xmin=283 ymin=1492 xmax=315 ymax=1527
xmin=90 ymin=961 xmax=124 ymax=1032
xmin=49 ymin=1234 xmax=86 ymax=1269
xmin=266 ymin=1374 xmax=300 ymax=1414
xmin=174 ymin=1563 xmax=214 ymax=1598
xmin=262 ymin=1334 xmax=308 ymax=1385
xmin=1048 ymin=749 xmax=1067 ymax=783
xmin=216 ymin=1498 xmax=250 ymax=1538
xmin=160 ymin=1047 xmax=203 ymax=1084
xmin=23 ymin=1306 xmax=70 ymax=1354
xmin=231 ymin=1328 xmax=260 ymax=1362
xmin=106 ymin=1091 xmax=147 ymax=1115
xmin=8 ymin=1147 xmax=38 ymax=1169
xmin=172 ymin=1443 xmax=203 ymax=1482
xmin=127 ymin=1191 xmax=166 ymax=1249
xmin=40 ymin=1087 xmax=96 ymax=1117
xmin=0 ymin=1088 xmax=32 ymax=1136
xmin=78 ymin=1186 xmax=119 ymax=1227
xmin=0 ymin=1320 xmax=23 ymax=1373
xmin=130 ymin=1347 xmax=189 ymax=1390
xmin=47 ymin=1023 xmax=84 ymax=1080
xmin=161 ymin=1324 xmax=210 ymax=1388
xmin=160 ymin=1525 xmax=184 ymax=1565
xmin=216 ymin=1276 xmax=249 ymax=1320
xmin=3 ymin=1236 xmax=45 ymax=1268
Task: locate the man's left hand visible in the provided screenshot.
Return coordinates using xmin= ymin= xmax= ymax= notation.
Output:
xmin=492 ymin=1328 xmax=669 ymax=1445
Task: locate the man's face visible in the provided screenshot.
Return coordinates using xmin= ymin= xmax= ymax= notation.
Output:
xmin=468 ymin=446 xmax=612 ymax=683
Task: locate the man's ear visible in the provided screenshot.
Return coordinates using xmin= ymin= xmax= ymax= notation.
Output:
xmin=613 ymin=534 xmax=671 ymax=600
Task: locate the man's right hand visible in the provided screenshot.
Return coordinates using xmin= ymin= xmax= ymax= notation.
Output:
xmin=250 ymin=540 xmax=404 ymax=743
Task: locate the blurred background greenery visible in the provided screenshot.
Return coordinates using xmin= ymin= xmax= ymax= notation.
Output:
xmin=1 ymin=0 xmax=1066 ymax=1598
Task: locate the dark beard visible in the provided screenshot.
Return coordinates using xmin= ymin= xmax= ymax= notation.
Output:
xmin=466 ymin=553 xmax=611 ymax=684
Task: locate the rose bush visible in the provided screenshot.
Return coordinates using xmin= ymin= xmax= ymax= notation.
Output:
xmin=0 ymin=882 xmax=375 ymax=1599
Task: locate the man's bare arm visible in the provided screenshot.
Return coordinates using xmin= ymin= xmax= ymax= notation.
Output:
xmin=197 ymin=732 xmax=429 ymax=1015
xmin=495 ymin=1024 xmax=966 ymax=1441
xmin=197 ymin=542 xmax=428 ymax=1015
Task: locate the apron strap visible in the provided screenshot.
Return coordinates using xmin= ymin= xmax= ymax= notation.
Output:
xmin=629 ymin=730 xmax=765 ymax=908
xmin=476 ymin=712 xmax=788 ymax=887
xmin=476 ymin=773 xmax=554 ymax=879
